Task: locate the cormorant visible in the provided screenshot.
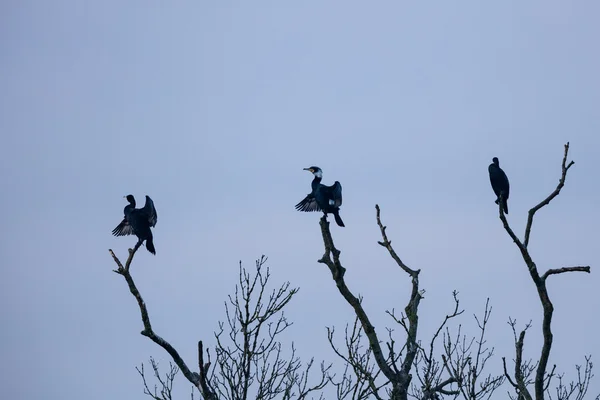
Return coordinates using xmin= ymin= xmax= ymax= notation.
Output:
xmin=112 ymin=194 xmax=158 ymax=254
xmin=295 ymin=166 xmax=345 ymax=227
xmin=488 ymin=157 xmax=510 ymax=214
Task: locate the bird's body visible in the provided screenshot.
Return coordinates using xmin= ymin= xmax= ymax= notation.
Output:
xmin=488 ymin=157 xmax=510 ymax=214
xmin=112 ymin=195 xmax=158 ymax=254
xmin=296 ymin=166 xmax=345 ymax=227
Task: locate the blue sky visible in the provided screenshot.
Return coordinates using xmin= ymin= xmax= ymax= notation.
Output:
xmin=1 ymin=2 xmax=599 ymax=399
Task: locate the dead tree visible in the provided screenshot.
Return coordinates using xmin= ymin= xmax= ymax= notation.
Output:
xmin=496 ymin=143 xmax=594 ymax=400
xmin=109 ymin=252 xmax=330 ymax=399
xmin=319 ymin=206 xmax=502 ymax=400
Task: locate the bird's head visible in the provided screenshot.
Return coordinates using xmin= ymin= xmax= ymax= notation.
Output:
xmin=492 ymin=157 xmax=499 ymax=166
xmin=124 ymin=194 xmax=135 ymax=204
xmin=303 ymin=166 xmax=322 ymax=178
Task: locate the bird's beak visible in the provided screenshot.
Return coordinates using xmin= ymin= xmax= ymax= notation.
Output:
xmin=303 ymin=168 xmax=313 ymax=173
xmin=123 ymin=196 xmax=127 ymax=199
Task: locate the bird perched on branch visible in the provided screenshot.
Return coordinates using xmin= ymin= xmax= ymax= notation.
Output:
xmin=295 ymin=166 xmax=345 ymax=227
xmin=112 ymin=195 xmax=158 ymax=254
xmin=488 ymin=157 xmax=510 ymax=214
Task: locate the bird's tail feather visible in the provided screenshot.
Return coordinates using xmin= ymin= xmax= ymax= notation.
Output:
xmin=503 ymin=201 xmax=508 ymax=214
xmin=146 ymin=233 xmax=156 ymax=255
xmin=334 ymin=210 xmax=345 ymax=227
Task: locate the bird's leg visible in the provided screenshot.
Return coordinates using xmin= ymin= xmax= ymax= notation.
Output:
xmin=496 ymin=192 xmax=506 ymax=205
xmin=133 ymin=239 xmax=143 ymax=252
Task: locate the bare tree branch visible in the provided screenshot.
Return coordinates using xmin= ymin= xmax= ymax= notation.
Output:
xmin=416 ymin=291 xmax=463 ymax=399
xmin=210 ymin=256 xmax=331 ymax=400
xmin=113 ymin=252 xmax=332 ymax=400
xmin=109 ymin=247 xmax=218 ymax=399
xmin=318 ymin=205 xmax=430 ymax=400
xmin=523 ymin=142 xmax=575 ymax=248
xmin=541 ymin=267 xmax=590 ymax=281
xmin=547 ymin=356 xmax=597 ymax=400
xmin=496 ymin=143 xmax=593 ymax=400
xmin=503 ymin=319 xmax=535 ymax=400
xmin=328 ymin=317 xmax=385 ymax=400
xmin=136 ymin=358 xmax=178 ymax=400
xmin=318 ymin=216 xmax=396 ymax=384
xmin=376 ymin=204 xmax=424 ymax=399
xmin=442 ymin=298 xmax=504 ymax=400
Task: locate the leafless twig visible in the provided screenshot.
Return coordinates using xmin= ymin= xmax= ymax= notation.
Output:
xmin=136 ymin=357 xmax=178 ymax=400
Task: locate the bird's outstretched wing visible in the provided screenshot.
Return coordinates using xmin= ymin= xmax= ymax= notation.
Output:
xmin=142 ymin=195 xmax=158 ymax=227
xmin=295 ymin=194 xmax=321 ymax=212
xmin=112 ymin=218 xmax=135 ymax=236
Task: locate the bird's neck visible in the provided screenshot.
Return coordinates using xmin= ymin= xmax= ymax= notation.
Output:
xmin=311 ymin=176 xmax=322 ymax=190
xmin=124 ymin=204 xmax=135 ymax=215
xmin=125 ymin=200 xmax=136 ymax=214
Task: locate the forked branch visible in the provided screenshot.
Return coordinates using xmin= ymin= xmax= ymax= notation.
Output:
xmin=318 ymin=217 xmax=395 ymax=382
xmin=524 ymin=142 xmax=575 ymax=248
xmin=497 ymin=143 xmax=592 ymax=400
xmin=318 ymin=205 xmax=429 ymax=399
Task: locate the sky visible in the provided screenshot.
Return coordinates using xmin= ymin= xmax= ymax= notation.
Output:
xmin=1 ymin=1 xmax=599 ymax=399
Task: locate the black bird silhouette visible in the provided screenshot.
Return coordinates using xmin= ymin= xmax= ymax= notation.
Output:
xmin=112 ymin=195 xmax=158 ymax=254
xmin=295 ymin=166 xmax=345 ymax=227
xmin=488 ymin=157 xmax=510 ymax=214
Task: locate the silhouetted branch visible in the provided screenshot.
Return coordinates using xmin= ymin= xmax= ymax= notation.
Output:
xmin=547 ymin=356 xmax=597 ymax=400
xmin=375 ymin=204 xmax=424 ymax=399
xmin=414 ymin=291 xmax=463 ymax=399
xmin=497 ymin=143 xmax=593 ymax=400
xmin=523 ymin=142 xmax=575 ymax=248
xmin=503 ymin=319 xmax=535 ymax=400
xmin=136 ymin=357 xmax=178 ymax=400
xmin=541 ymin=267 xmax=590 ymax=281
xmin=328 ymin=317 xmax=385 ymax=400
xmin=210 ymin=256 xmax=330 ymax=400
xmin=109 ymin=247 xmax=217 ymax=399
xmin=438 ymin=298 xmax=505 ymax=400
xmin=319 ymin=204 xmax=427 ymax=400
xmin=318 ymin=217 xmax=395 ymax=382
xmin=112 ymin=252 xmax=330 ymax=399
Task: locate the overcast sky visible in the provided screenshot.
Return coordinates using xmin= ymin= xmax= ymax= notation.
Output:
xmin=1 ymin=1 xmax=599 ymax=399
